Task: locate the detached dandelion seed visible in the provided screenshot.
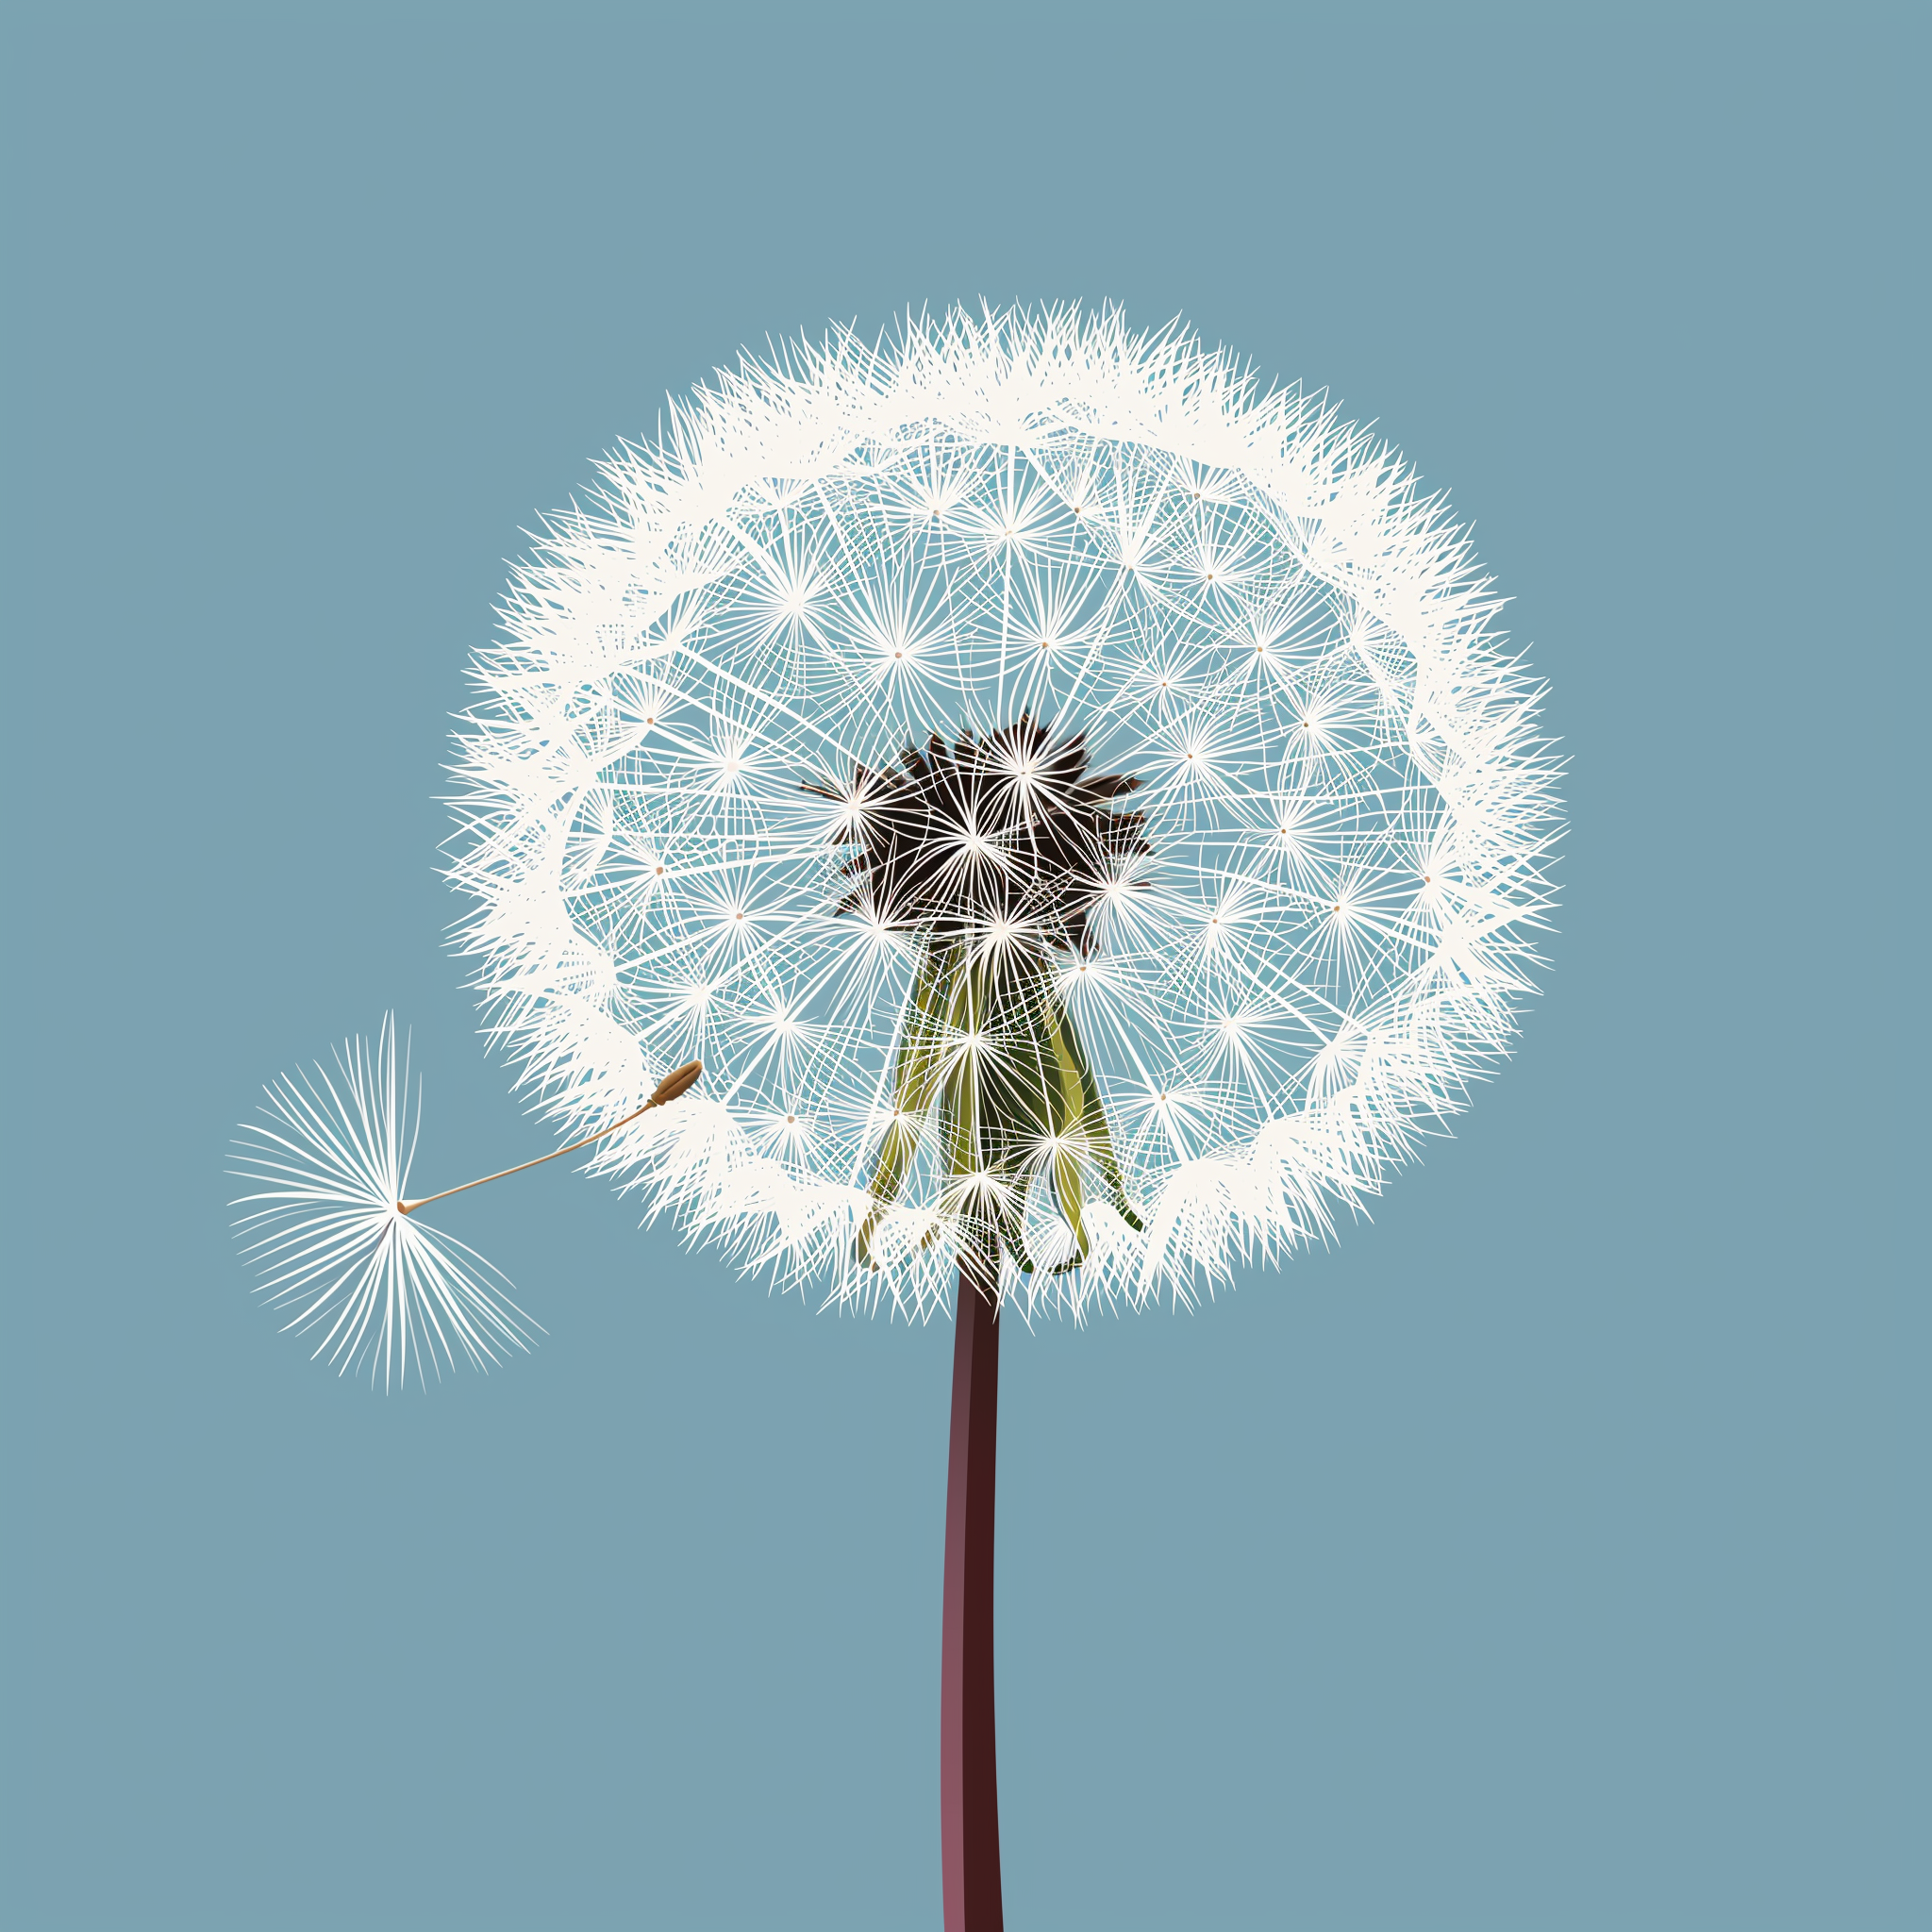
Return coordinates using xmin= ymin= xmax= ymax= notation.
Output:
xmin=230 ymin=1020 xmax=702 ymax=1389
xmin=229 ymin=1017 xmax=541 ymax=1390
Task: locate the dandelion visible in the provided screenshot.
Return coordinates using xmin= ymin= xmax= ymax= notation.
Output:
xmin=442 ymin=303 xmax=1562 ymax=1927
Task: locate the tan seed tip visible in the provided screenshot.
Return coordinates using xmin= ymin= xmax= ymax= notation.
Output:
xmin=648 ymin=1059 xmax=704 ymax=1109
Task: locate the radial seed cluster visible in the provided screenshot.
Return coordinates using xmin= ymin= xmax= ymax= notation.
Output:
xmin=448 ymin=306 xmax=1561 ymax=1320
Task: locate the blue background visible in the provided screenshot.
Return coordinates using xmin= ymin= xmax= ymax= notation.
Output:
xmin=4 ymin=5 xmax=1925 ymax=1927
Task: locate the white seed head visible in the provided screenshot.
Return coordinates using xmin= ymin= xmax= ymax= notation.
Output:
xmin=448 ymin=306 xmax=1562 ymax=1321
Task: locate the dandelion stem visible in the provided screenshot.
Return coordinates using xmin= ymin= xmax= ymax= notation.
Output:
xmin=941 ymin=1243 xmax=1004 ymax=1932
xmin=397 ymin=1060 xmax=701 ymax=1215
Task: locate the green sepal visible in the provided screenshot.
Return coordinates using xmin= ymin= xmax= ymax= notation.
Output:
xmin=1057 ymin=1003 xmax=1145 ymax=1233
xmin=856 ymin=943 xmax=951 ymax=1267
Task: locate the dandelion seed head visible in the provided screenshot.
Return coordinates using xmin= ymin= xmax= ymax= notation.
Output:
xmin=449 ymin=305 xmax=1561 ymax=1320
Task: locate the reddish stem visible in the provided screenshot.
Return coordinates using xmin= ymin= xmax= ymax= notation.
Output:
xmin=941 ymin=1259 xmax=1004 ymax=1932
